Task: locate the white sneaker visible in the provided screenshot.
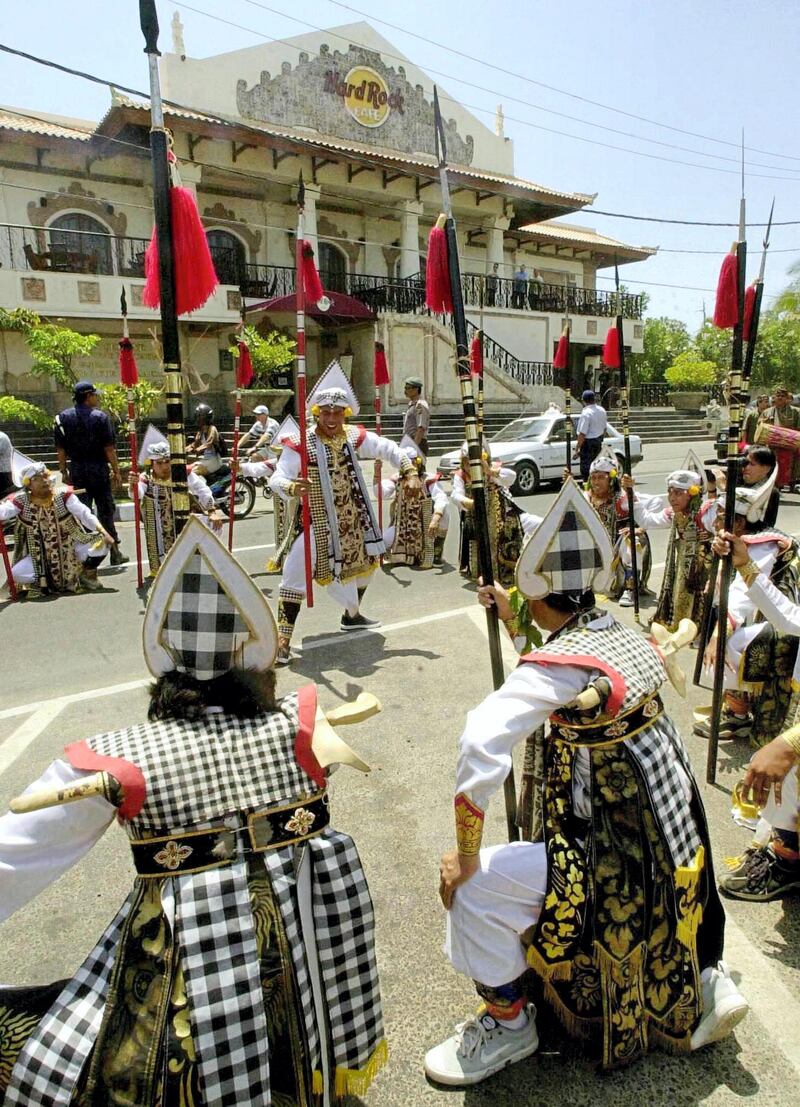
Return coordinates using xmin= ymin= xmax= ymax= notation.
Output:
xmin=618 ymin=590 xmax=634 ymax=607
xmin=424 ymin=1006 xmax=538 ymax=1087
xmin=690 ymin=961 xmax=749 ymax=1050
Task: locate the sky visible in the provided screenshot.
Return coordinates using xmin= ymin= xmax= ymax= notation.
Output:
xmin=2 ymin=0 xmax=800 ymax=330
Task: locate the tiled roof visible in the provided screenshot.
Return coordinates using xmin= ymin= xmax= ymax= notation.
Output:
xmin=0 ymin=107 xmax=93 ymax=142
xmin=518 ymin=219 xmax=656 ymax=258
xmin=102 ymin=93 xmax=594 ymax=206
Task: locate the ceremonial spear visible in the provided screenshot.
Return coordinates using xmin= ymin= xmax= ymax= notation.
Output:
xmin=0 ymin=527 xmax=16 ymax=601
xmin=118 ymin=288 xmax=144 ymax=586
xmin=428 ymin=88 xmax=518 ymax=841
xmin=139 ymin=0 xmax=217 ymax=536
xmin=601 ymin=263 xmax=640 ymax=620
xmin=228 ymin=303 xmax=254 ymax=550
xmin=374 ymin=337 xmax=391 ymax=533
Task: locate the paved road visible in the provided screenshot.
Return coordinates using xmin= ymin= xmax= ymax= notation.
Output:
xmin=1 ymin=440 xmax=799 ymax=1105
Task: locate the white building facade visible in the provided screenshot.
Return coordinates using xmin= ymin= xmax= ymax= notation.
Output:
xmin=0 ymin=18 xmax=654 ymax=419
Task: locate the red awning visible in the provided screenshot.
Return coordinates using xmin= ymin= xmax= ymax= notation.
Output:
xmin=247 ymin=291 xmax=376 ymax=322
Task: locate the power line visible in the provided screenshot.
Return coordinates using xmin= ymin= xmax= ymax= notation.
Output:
xmin=173 ymin=2 xmax=800 ymax=183
xmin=200 ymin=0 xmax=800 ymax=175
xmin=323 ymin=0 xmax=800 ymax=165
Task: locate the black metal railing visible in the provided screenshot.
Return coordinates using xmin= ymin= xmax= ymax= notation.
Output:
xmin=461 ymin=272 xmax=643 ymax=318
xmin=465 ymin=319 xmax=553 ymax=388
xmin=629 ymin=383 xmax=671 ymax=407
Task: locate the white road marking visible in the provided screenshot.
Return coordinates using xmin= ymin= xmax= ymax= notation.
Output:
xmin=0 ymin=679 xmax=150 ymax=722
xmin=296 ymin=604 xmax=475 ymax=653
xmin=105 ymin=541 xmax=276 ymax=574
xmin=0 ymin=701 xmax=68 ymax=775
xmin=725 ymin=913 xmax=800 ymax=1072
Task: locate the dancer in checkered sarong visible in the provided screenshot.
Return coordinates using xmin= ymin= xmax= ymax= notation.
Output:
xmin=425 ymin=479 xmax=747 ymax=1087
xmin=0 ymin=517 xmax=387 ymax=1106
xmin=378 ymin=436 xmax=451 ymax=569
xmin=270 ymin=363 xmax=422 ymax=664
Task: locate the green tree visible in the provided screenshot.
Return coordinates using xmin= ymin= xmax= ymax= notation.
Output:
xmin=0 ymin=395 xmax=50 ymax=429
xmin=0 ymin=307 xmax=41 ymax=333
xmin=664 ymin=351 xmax=719 ymax=391
xmin=749 ymin=313 xmax=800 ymax=389
xmin=691 ymin=321 xmax=732 ymax=375
xmin=637 ymin=317 xmax=691 ymax=382
xmin=24 ymin=321 xmax=100 ymax=389
xmin=98 ymin=381 xmax=164 ymax=424
xmin=230 ymin=326 xmax=296 ymax=386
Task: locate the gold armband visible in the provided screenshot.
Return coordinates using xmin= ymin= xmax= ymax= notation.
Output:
xmin=780 ymin=730 xmax=800 ymax=757
xmin=454 ymin=792 xmax=484 ymax=856
xmin=502 ymin=615 xmax=520 ymax=639
xmin=738 ymin=559 xmax=761 ymax=588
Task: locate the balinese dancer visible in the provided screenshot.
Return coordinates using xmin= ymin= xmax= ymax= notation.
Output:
xmin=136 ymin=429 xmax=220 ymax=577
xmin=578 ymin=450 xmax=651 ymax=607
xmin=693 ymin=467 xmax=800 ymax=748
xmin=630 ymin=456 xmax=713 ymax=632
xmin=378 ymin=437 xmax=450 ymax=569
xmin=451 ymin=442 xmax=540 ymax=585
xmin=756 ymin=385 xmax=800 ymax=491
xmin=424 ymin=480 xmax=747 ymax=1086
xmin=238 ymin=415 xmax=300 ymax=575
xmin=710 ymin=527 xmax=800 ymax=901
xmin=270 ymin=364 xmax=421 ymax=664
xmin=0 ymin=517 xmax=387 ymax=1106
xmin=0 ymin=461 xmax=112 ymax=595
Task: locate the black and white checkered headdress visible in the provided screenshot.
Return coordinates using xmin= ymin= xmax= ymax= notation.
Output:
xmin=143 ymin=516 xmax=278 ymax=680
xmin=516 ymin=477 xmax=613 ymax=599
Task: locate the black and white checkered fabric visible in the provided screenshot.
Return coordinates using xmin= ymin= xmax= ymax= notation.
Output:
xmin=85 ymin=693 xmax=314 ymax=833
xmin=4 ymin=899 xmax=133 ymax=1106
xmin=539 ymin=508 xmax=604 ymax=594
xmin=308 ymin=831 xmax=384 ymax=1072
xmin=177 ymin=863 xmax=271 ymax=1104
xmin=163 ymin=551 xmax=250 ymax=680
xmin=534 ymin=615 xmax=701 ymax=867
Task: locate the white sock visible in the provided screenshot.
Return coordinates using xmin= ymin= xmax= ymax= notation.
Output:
xmin=495 ymin=1009 xmax=528 ymax=1030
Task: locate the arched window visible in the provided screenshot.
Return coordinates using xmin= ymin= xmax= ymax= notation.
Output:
xmin=206 ymin=229 xmax=247 ymax=286
xmin=48 ymin=213 xmax=113 ymax=275
xmin=318 ymin=241 xmax=347 ymax=293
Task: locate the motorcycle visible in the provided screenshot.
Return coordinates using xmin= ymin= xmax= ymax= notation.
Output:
xmin=208 ymin=466 xmax=257 ymax=520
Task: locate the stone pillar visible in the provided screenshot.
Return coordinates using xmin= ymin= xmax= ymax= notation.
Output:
xmin=363 ymin=214 xmax=385 ymax=276
xmin=264 ymin=200 xmax=292 ymax=268
xmin=484 ymin=216 xmax=510 ymax=277
xmin=302 ymin=183 xmax=320 ymax=255
xmin=399 ymin=200 xmax=423 ymax=279
xmin=178 ymin=161 xmax=202 ymax=198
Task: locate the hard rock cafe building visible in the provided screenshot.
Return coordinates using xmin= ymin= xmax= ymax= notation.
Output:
xmin=0 ymin=17 xmax=655 ymax=420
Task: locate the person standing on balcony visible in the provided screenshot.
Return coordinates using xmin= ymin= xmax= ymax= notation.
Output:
xmin=573 ymin=389 xmax=608 ymax=480
xmin=512 ymin=264 xmax=527 ymax=309
xmin=403 ymin=376 xmax=431 ymax=458
xmin=527 ymin=268 xmax=545 ymax=310
xmin=54 ymin=380 xmax=127 ymax=565
xmin=485 ymin=262 xmax=500 ymax=307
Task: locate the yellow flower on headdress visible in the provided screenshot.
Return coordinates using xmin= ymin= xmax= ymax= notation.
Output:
xmin=311 ymin=404 xmax=353 ymax=418
xmin=688 ymin=484 xmax=701 ymax=497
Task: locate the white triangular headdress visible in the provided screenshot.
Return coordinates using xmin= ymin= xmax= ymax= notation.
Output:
xmin=307 ymin=360 xmax=360 ymax=416
xmin=589 ymin=444 xmax=619 ymax=477
xmin=10 ymin=448 xmax=36 ymax=486
xmin=273 ymin=414 xmax=300 ymax=444
xmin=143 ymin=516 xmax=278 ymax=680
xmin=682 ymin=448 xmax=708 ymax=495
xmin=516 ymin=477 xmax=613 ymax=599
xmin=138 ymin=424 xmax=169 ymax=467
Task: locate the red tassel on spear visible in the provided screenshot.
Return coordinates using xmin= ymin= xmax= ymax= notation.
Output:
xmin=227 ymin=328 xmax=254 ymax=550
xmin=713 ymin=246 xmax=740 ymax=330
xmin=743 ymin=282 xmax=756 ymax=342
xmin=119 ymin=289 xmax=144 ymax=587
xmin=602 ymin=323 xmax=621 ymax=369
xmin=425 ymin=214 xmax=453 ymax=315
xmin=553 ymin=329 xmax=570 ymax=371
xmin=142 ymin=150 xmax=218 ymax=317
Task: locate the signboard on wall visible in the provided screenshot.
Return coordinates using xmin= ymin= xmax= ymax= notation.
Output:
xmin=236 ymin=43 xmax=474 ymax=163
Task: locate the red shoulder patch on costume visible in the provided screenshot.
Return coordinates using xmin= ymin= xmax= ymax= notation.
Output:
xmin=64 ymin=740 xmax=146 ymax=822
xmin=425 ymin=474 xmax=441 ymax=487
xmin=355 ymin=425 xmax=367 ymax=448
xmin=283 ymin=437 xmax=302 ymax=454
xmin=519 ymin=651 xmax=627 ymax=716
xmin=295 ymin=683 xmax=326 ymax=789
xmin=743 ymin=533 xmax=781 ymax=546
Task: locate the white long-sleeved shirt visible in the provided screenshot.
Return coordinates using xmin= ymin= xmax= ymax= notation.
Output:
xmin=725 ymin=539 xmax=780 ymax=629
xmin=0 ymin=760 xmax=116 ymax=923
xmin=137 ymin=470 xmax=215 ymax=513
xmin=376 ymin=476 xmax=449 ymax=515
xmin=450 ymin=467 xmax=515 ymax=510
xmin=748 ymin=572 xmax=800 ymax=684
xmin=269 ymin=429 xmax=408 ymax=502
xmin=0 ymin=490 xmax=101 ymax=532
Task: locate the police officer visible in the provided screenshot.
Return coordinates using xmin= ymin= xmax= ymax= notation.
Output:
xmin=54 ymin=380 xmax=127 ymax=565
